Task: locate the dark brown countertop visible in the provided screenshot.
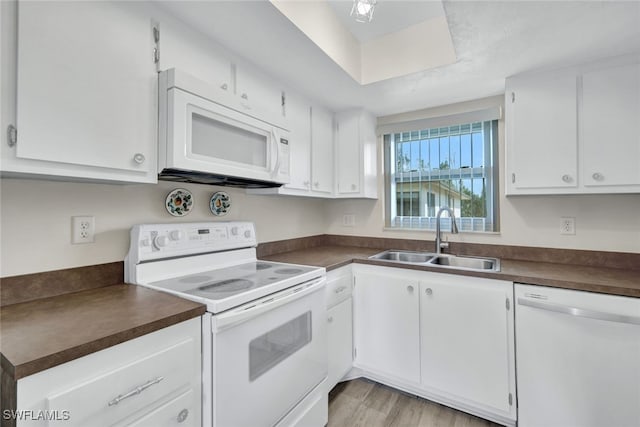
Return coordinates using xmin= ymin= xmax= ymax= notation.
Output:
xmin=261 ymin=245 xmax=640 ymax=298
xmin=0 ymin=284 xmax=206 ymax=380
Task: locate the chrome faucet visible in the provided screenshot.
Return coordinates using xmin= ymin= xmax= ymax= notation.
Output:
xmin=435 ymin=206 xmax=459 ymax=254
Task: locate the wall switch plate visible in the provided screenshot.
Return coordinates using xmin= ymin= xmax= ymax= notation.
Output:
xmin=342 ymin=214 xmax=356 ymax=227
xmin=560 ymin=217 xmax=575 ymax=235
xmin=72 ymin=216 xmax=95 ymax=244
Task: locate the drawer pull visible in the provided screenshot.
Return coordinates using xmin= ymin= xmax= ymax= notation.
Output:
xmin=108 ymin=376 xmax=164 ymax=406
xmin=334 ymin=286 xmax=347 ymax=294
xmin=177 ymin=408 xmax=189 ymax=423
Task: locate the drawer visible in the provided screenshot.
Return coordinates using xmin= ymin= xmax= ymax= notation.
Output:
xmin=117 ymin=388 xmax=199 ymax=427
xmin=46 ymin=337 xmax=197 ymax=427
xmin=17 ymin=318 xmax=202 ymax=427
xmin=326 ymin=269 xmax=352 ymax=308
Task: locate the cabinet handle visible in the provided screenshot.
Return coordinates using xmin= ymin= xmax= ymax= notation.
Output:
xmin=592 ymin=172 xmax=604 ymax=181
xmin=108 ymin=376 xmax=164 ymax=406
xmin=328 ymin=316 xmax=334 ymax=323
xmin=561 ymin=174 xmax=572 ymax=183
xmin=220 ymin=83 xmax=228 ymax=90
xmin=517 ymin=298 xmax=640 ymax=325
xmin=133 ymin=153 xmax=146 ymax=164
xmin=511 ymin=173 xmax=515 ymax=184
xmin=351 ymin=183 xmax=357 ymax=190
xmin=407 ymin=285 xmax=414 ymax=293
xmin=241 ymin=93 xmax=248 ymax=100
xmin=303 ymin=180 xmax=310 ymax=187
xmin=334 ymin=286 xmax=347 ymax=294
xmin=425 ymin=288 xmax=433 ymax=295
xmin=314 ymin=182 xmax=319 ymax=188
xmin=177 ymin=409 xmax=189 ymax=423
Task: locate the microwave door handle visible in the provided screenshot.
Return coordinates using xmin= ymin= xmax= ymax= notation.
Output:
xmin=215 ymin=277 xmax=325 ymax=331
xmin=271 ymin=129 xmax=281 ymax=177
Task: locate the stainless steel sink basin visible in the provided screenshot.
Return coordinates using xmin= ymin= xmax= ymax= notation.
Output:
xmin=428 ymin=255 xmax=500 ymax=272
xmin=368 ymin=250 xmax=435 ymax=264
xmin=368 ymin=250 xmax=500 ymax=272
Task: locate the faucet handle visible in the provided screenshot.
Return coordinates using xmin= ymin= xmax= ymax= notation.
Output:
xmin=439 ymin=241 xmax=450 ymax=249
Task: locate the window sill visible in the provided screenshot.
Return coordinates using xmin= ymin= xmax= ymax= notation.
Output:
xmin=382 ymin=227 xmax=502 ymax=236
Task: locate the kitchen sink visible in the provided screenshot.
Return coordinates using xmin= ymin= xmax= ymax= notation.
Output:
xmin=428 ymin=255 xmax=500 ymax=272
xmin=368 ymin=250 xmax=500 ymax=272
xmin=368 ymin=250 xmax=435 ymax=264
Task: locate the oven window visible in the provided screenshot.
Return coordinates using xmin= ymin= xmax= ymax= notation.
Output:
xmin=249 ymin=312 xmax=312 ymax=381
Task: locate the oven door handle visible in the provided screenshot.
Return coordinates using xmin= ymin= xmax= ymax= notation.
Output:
xmin=214 ymin=277 xmax=326 ymax=331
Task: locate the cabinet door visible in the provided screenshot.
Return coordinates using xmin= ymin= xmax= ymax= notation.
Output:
xmin=506 ymin=71 xmax=578 ymax=190
xmin=310 ymin=106 xmax=334 ymax=194
xmin=353 ymin=269 xmax=420 ymax=383
xmin=582 ymin=62 xmax=640 ymax=187
xmin=336 ymin=110 xmax=361 ymax=194
xmin=16 ymin=1 xmax=156 ymax=182
xmin=284 ymin=93 xmax=312 ymax=191
xmin=420 ymin=274 xmax=514 ymax=415
xmin=327 ymin=299 xmax=353 ymax=391
xmin=235 ymin=66 xmax=283 ymax=119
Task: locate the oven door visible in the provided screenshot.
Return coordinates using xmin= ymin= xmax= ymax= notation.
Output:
xmin=211 ymin=277 xmax=327 ymax=427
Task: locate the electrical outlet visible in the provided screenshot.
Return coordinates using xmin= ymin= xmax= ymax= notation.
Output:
xmin=560 ymin=217 xmax=575 ymax=235
xmin=342 ymin=214 xmax=356 ymax=227
xmin=72 ymin=216 xmax=95 ymax=244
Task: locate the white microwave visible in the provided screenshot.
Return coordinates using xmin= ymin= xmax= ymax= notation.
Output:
xmin=158 ymin=69 xmax=290 ymax=187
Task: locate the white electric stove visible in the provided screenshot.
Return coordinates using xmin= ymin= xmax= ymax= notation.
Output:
xmin=125 ymin=222 xmax=328 ymax=427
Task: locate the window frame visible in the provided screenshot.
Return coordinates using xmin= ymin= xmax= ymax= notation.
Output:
xmin=384 ymin=119 xmax=500 ymax=232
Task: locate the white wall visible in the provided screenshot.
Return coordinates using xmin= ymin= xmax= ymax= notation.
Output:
xmin=1 ymin=1 xmax=638 ymax=280
xmin=325 ymin=100 xmax=640 ymax=254
xmin=0 ymin=179 xmax=326 ymax=277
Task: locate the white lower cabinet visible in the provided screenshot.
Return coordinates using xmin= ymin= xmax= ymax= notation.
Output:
xmin=352 ymin=266 xmax=420 ymax=383
xmin=325 ymin=266 xmax=353 ymax=391
xmin=351 ymin=264 xmax=516 ymax=426
xmin=419 ymin=274 xmax=516 ymax=420
xmin=16 ymin=318 xmax=202 ymax=427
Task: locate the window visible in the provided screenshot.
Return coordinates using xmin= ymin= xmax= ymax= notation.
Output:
xmin=384 ymin=120 xmax=499 ymax=232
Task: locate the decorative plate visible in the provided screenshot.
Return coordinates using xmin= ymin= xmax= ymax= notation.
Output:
xmin=210 ymin=191 xmax=231 ymax=216
xmin=165 ymin=188 xmax=193 ymax=217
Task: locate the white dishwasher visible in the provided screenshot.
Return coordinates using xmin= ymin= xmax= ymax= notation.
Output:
xmin=515 ymin=283 xmax=640 ymax=427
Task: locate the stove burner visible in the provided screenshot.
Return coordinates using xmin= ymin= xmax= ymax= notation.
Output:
xmin=198 ymin=278 xmax=254 ymax=293
xmin=274 ymin=268 xmax=304 ymax=275
xmin=239 ymin=262 xmax=273 ymax=271
xmin=180 ymin=275 xmax=213 ymax=284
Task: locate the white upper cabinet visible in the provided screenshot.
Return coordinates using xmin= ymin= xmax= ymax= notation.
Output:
xmin=7 ymin=1 xmax=157 ymax=183
xmin=283 ymin=92 xmax=312 ymax=191
xmin=335 ymin=109 xmax=378 ymax=199
xmin=311 ymin=105 xmax=334 ymax=194
xmin=505 ymin=54 xmax=640 ymax=195
xmin=506 ymin=70 xmax=578 ymax=191
xmin=581 ymin=62 xmax=640 ymax=188
xmin=235 ymin=66 xmax=284 ymax=121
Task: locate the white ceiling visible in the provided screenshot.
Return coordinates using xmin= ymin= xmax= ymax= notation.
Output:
xmin=326 ymin=0 xmax=445 ymax=42
xmin=159 ymin=1 xmax=640 ymax=117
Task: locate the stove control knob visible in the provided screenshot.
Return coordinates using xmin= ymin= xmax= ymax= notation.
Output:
xmin=140 ymin=238 xmax=151 ymax=247
xmin=155 ymin=235 xmax=170 ymax=248
xmin=244 ymin=230 xmax=252 ymax=238
xmin=231 ymin=226 xmax=239 ymax=236
xmin=169 ymin=230 xmax=184 ymax=241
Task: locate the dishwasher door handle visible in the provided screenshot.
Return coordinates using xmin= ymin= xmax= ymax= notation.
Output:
xmin=517 ymin=298 xmax=640 ymax=325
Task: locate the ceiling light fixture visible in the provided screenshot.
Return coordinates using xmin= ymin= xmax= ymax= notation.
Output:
xmin=350 ymin=0 xmax=376 ymax=23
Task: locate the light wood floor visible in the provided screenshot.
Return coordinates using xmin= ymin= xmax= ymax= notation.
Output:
xmin=328 ymin=379 xmax=501 ymax=427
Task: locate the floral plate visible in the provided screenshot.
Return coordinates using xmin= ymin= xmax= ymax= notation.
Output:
xmin=210 ymin=191 xmax=231 ymax=216
xmin=165 ymin=188 xmax=193 ymax=217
